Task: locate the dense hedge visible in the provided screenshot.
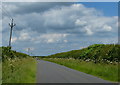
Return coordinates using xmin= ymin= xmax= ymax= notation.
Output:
xmin=45 ymin=44 xmax=120 ymax=62
xmin=1 ymin=47 xmax=29 ymax=61
xmin=0 ymin=47 xmax=1 ymax=60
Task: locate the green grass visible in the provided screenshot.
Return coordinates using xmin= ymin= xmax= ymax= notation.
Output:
xmin=1 ymin=46 xmax=36 ymax=83
xmin=40 ymin=44 xmax=119 ymax=82
xmin=2 ymin=57 xmax=36 ymax=83
xmin=0 ymin=62 xmax=2 ymax=84
xmin=0 ymin=46 xmax=2 ymax=84
xmin=42 ymin=58 xmax=118 ymax=82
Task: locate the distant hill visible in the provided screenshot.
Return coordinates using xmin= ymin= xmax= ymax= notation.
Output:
xmin=45 ymin=44 xmax=120 ymax=62
xmin=1 ymin=47 xmax=29 ymax=61
xmin=32 ymin=56 xmax=46 ymax=58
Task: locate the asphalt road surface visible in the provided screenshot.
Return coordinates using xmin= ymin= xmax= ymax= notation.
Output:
xmin=37 ymin=60 xmax=111 ymax=83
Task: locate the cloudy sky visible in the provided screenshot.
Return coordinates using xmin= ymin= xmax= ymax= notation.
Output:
xmin=1 ymin=2 xmax=118 ymax=56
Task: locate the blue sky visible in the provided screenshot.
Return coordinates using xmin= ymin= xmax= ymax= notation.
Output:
xmin=1 ymin=2 xmax=118 ymax=56
xmin=79 ymin=2 xmax=118 ymax=16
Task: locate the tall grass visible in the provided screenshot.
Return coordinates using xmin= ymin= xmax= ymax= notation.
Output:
xmin=2 ymin=57 xmax=36 ymax=83
xmin=0 ymin=62 xmax=2 ymax=84
xmin=0 ymin=47 xmax=2 ymax=84
xmin=1 ymin=46 xmax=36 ymax=83
xmin=42 ymin=58 xmax=118 ymax=82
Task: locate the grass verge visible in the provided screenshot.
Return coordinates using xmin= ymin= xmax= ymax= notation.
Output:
xmin=42 ymin=58 xmax=118 ymax=82
xmin=0 ymin=62 xmax=2 ymax=84
xmin=2 ymin=57 xmax=36 ymax=83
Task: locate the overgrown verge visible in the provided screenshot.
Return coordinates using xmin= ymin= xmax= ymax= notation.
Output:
xmin=42 ymin=58 xmax=118 ymax=82
xmin=0 ymin=46 xmax=2 ymax=84
xmin=39 ymin=44 xmax=119 ymax=82
xmin=1 ymin=47 xmax=36 ymax=83
xmin=0 ymin=62 xmax=1 ymax=84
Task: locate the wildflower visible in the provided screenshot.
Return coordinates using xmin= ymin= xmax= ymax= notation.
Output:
xmin=110 ymin=62 xmax=112 ymax=64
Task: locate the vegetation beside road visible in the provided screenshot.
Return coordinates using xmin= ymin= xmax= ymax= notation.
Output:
xmin=0 ymin=47 xmax=2 ymax=84
xmin=0 ymin=62 xmax=1 ymax=84
xmin=45 ymin=44 xmax=119 ymax=63
xmin=1 ymin=47 xmax=36 ymax=83
xmin=42 ymin=58 xmax=118 ymax=82
xmin=40 ymin=44 xmax=119 ymax=82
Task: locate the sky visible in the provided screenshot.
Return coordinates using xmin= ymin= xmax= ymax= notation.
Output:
xmin=2 ymin=0 xmax=120 ymax=2
xmin=79 ymin=2 xmax=118 ymax=16
xmin=1 ymin=2 xmax=118 ymax=56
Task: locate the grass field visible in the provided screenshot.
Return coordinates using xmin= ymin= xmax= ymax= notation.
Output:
xmin=2 ymin=57 xmax=36 ymax=83
xmin=42 ymin=58 xmax=118 ymax=82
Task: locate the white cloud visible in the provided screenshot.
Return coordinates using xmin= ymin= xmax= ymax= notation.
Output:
xmin=103 ymin=25 xmax=112 ymax=31
xmin=40 ymin=33 xmax=69 ymax=43
xmin=2 ymin=3 xmax=117 ymax=45
xmin=2 ymin=0 xmax=119 ymax=2
xmin=11 ymin=37 xmax=17 ymax=43
xmin=64 ymin=40 xmax=68 ymax=43
xmin=42 ymin=4 xmax=117 ymax=36
xmin=47 ymin=39 xmax=55 ymax=43
xmin=84 ymin=27 xmax=93 ymax=35
xmin=1 ymin=3 xmax=118 ymax=56
xmin=24 ymin=47 xmax=35 ymax=52
xmin=31 ymin=33 xmax=69 ymax=43
xmin=18 ymin=31 xmax=30 ymax=41
xmin=75 ymin=19 xmax=87 ymax=26
xmin=3 ymin=0 xmax=41 ymax=2
xmin=2 ymin=3 xmax=117 ymax=36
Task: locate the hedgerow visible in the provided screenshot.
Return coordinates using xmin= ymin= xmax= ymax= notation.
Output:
xmin=44 ymin=44 xmax=120 ymax=63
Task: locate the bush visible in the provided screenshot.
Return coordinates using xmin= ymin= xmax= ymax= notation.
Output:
xmin=1 ymin=47 xmax=29 ymax=61
xmin=43 ymin=44 xmax=120 ymax=63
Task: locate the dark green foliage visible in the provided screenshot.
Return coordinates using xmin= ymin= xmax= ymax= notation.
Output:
xmin=0 ymin=47 xmax=2 ymax=61
xmin=1 ymin=46 xmax=29 ymax=61
xmin=1 ymin=47 xmax=36 ymax=83
xmin=45 ymin=44 xmax=120 ymax=62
